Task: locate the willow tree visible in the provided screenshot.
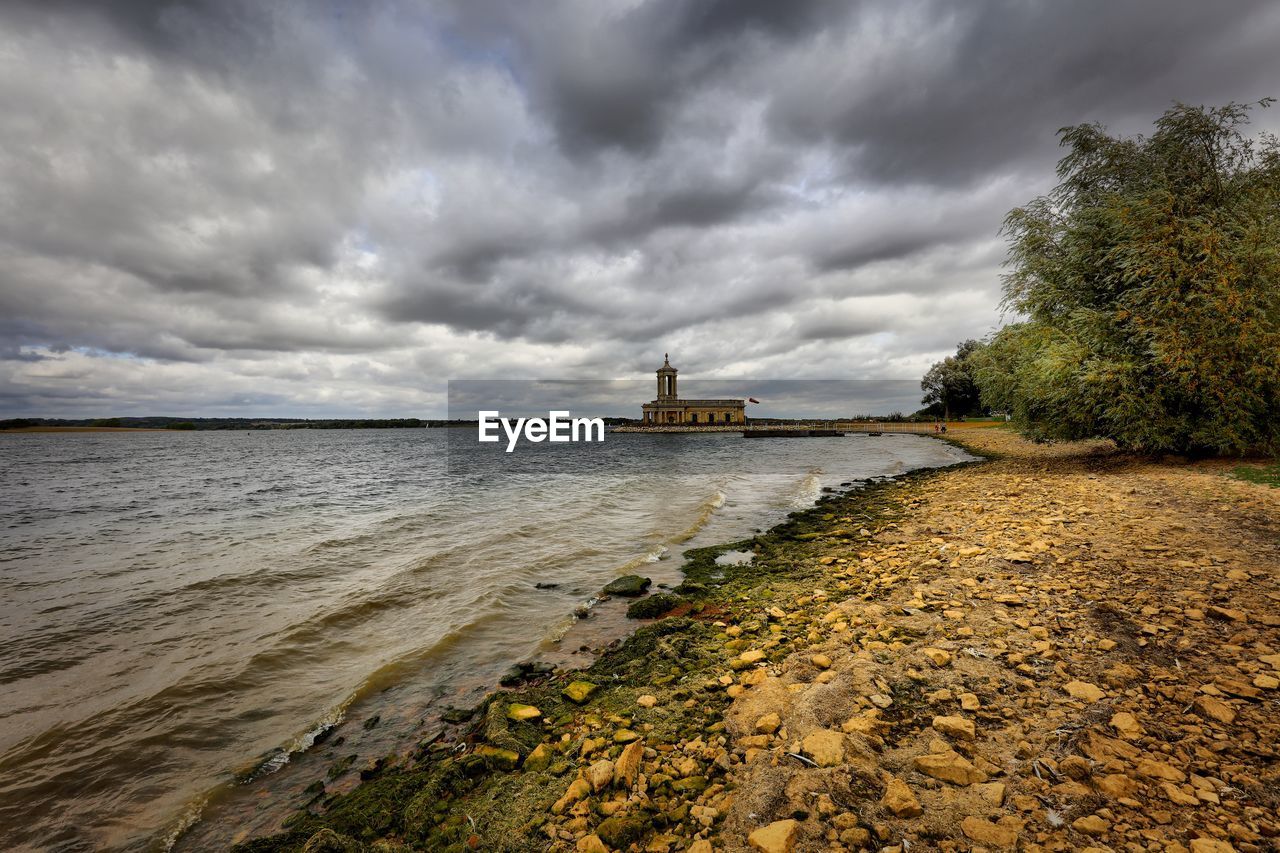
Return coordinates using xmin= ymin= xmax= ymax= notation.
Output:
xmin=977 ymin=101 xmax=1280 ymax=454
xmin=921 ymin=339 xmax=986 ymax=419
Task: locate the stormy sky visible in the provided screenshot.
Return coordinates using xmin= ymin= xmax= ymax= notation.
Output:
xmin=2 ymin=1 xmax=1278 ymax=418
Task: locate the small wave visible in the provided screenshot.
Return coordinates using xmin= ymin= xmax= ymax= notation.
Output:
xmin=547 ymin=595 xmax=601 ymax=644
xmin=157 ymin=611 xmax=509 ymax=851
xmin=235 ymin=703 xmax=349 ymax=787
xmin=670 ymin=490 xmax=726 ymax=544
xmin=787 ymin=470 xmax=825 ymax=509
xmin=613 ymin=544 xmax=669 ymax=573
xmin=158 ymin=795 xmax=207 ymax=853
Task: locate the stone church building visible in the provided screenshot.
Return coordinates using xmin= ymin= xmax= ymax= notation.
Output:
xmin=640 ymin=354 xmax=746 ymax=426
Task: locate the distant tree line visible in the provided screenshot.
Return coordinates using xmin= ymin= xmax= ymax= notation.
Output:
xmin=0 ymin=417 xmax=437 ymax=430
xmin=922 ymin=100 xmax=1280 ymax=455
xmin=1 ymin=416 xmax=640 ymax=430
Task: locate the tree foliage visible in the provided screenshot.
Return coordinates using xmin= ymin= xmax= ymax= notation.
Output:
xmin=976 ymin=100 xmax=1280 ymax=454
xmin=921 ymin=339 xmax=987 ymax=418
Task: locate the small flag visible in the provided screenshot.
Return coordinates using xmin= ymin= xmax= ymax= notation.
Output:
xmin=748 ymin=397 xmax=760 ymax=404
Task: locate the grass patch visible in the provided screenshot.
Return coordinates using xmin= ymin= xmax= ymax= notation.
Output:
xmin=1230 ymin=462 xmax=1280 ymax=488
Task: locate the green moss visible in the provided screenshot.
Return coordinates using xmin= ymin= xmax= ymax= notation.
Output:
xmin=625 ymin=592 xmax=684 ymax=618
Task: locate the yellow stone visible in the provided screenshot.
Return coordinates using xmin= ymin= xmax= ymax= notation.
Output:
xmin=563 ymin=681 xmax=599 ymax=704
xmin=931 ymin=714 xmax=975 ymax=740
xmin=960 ymin=816 xmax=1021 ymax=848
xmin=551 ymin=777 xmax=591 ymax=814
xmin=880 ymin=776 xmax=922 ymax=817
xmin=584 ymin=758 xmax=614 ymax=792
xmin=922 ymin=647 xmax=953 ymax=667
xmin=1063 ymin=680 xmax=1105 ymax=702
xmin=1110 ymin=711 xmax=1143 ymax=739
xmin=576 ymin=835 xmax=608 ymax=853
xmin=614 ymin=739 xmax=644 ymax=789
xmin=506 ymin=703 xmax=541 ymax=722
xmin=1193 ymin=695 xmax=1236 ymax=724
xmin=801 ymin=729 xmax=845 ymax=767
xmin=524 ymin=742 xmax=555 ymax=773
xmin=755 ymin=713 xmax=781 ymax=734
xmin=913 ymin=750 xmax=985 ymax=785
xmin=1136 ymin=758 xmax=1186 ymax=783
xmin=748 ymin=819 xmax=799 ymax=853
xmin=1072 ymin=815 xmax=1109 ymax=836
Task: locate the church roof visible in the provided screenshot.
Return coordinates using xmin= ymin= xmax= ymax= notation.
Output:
xmin=657 ymin=352 xmax=677 ymax=372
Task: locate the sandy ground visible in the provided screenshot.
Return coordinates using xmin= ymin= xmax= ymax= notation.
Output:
xmin=716 ymin=428 xmax=1280 ymax=853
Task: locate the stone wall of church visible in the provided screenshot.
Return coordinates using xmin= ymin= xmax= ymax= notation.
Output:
xmin=641 ymin=405 xmax=744 ymax=425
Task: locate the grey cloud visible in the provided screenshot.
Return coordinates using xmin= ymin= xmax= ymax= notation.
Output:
xmin=1 ymin=0 xmax=1278 ymax=416
xmin=764 ymin=0 xmax=1280 ymax=186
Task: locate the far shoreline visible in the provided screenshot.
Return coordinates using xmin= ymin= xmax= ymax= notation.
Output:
xmin=1 ymin=426 xmax=170 ymax=433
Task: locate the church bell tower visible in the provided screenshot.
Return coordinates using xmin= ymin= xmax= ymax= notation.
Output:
xmin=656 ymin=353 xmax=678 ymax=400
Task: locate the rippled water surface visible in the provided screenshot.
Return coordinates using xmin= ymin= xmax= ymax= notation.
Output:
xmin=0 ymin=428 xmax=971 ymax=850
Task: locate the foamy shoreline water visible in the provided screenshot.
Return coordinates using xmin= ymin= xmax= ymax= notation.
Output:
xmin=0 ymin=430 xmax=971 ymax=851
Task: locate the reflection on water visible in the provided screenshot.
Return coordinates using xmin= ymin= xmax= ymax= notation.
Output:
xmin=0 ymin=429 xmax=971 ymax=851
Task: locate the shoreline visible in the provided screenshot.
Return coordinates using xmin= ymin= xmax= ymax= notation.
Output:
xmin=0 ymin=426 xmax=170 ymax=432
xmin=220 ymin=438 xmax=984 ymax=853
xmin=228 ymin=429 xmax=1279 ymax=853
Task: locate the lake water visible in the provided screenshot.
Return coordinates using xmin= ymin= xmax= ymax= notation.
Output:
xmin=0 ymin=428 xmax=971 ymax=850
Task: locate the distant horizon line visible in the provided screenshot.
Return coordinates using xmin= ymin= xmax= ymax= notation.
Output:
xmin=3 ymin=412 xmax=961 ymax=428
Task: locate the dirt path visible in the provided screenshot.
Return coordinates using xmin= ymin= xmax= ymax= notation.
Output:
xmin=717 ymin=429 xmax=1280 ymax=853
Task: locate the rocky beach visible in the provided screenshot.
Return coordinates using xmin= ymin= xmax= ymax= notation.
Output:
xmin=236 ymin=427 xmax=1279 ymax=853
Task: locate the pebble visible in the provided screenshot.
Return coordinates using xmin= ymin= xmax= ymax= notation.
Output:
xmin=800 ymin=729 xmax=844 ymax=767
xmin=506 ymin=703 xmax=541 ymax=722
xmin=1072 ymin=814 xmax=1109 ymax=836
xmin=754 ymin=713 xmax=780 ymax=735
xmin=960 ymin=816 xmax=1021 ymax=848
xmin=1063 ymin=680 xmax=1106 ymax=702
xmin=880 ymin=776 xmax=922 ymax=818
xmin=747 ymin=819 xmax=798 ymax=853
xmin=921 ymin=647 xmax=953 ymax=667
xmin=913 ymin=750 xmax=985 ymax=785
xmin=931 ymin=714 xmax=975 ymax=741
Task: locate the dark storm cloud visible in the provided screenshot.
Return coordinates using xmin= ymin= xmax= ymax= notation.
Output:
xmin=763 ymin=0 xmax=1280 ymax=187
xmin=451 ymin=0 xmax=852 ymax=157
xmin=2 ymin=0 xmax=271 ymax=68
xmin=2 ymin=0 xmax=1278 ymax=416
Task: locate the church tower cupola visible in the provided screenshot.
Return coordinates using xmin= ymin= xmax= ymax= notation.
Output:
xmin=656 ymin=353 xmax=678 ymax=400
